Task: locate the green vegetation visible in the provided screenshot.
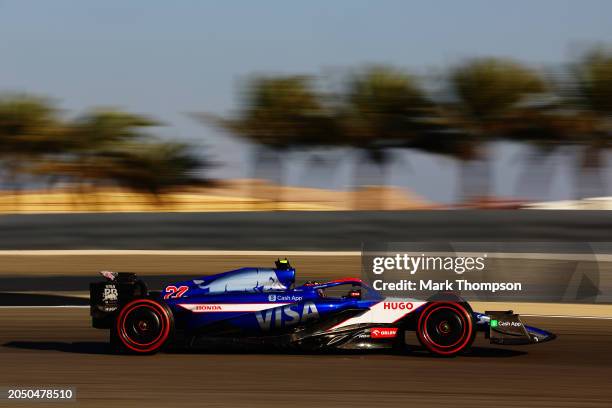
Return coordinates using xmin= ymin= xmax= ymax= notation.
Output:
xmin=0 ymin=99 xmax=205 ymax=197
xmin=200 ymin=50 xmax=612 ymax=202
xmin=2 ymin=48 xmax=612 ymax=204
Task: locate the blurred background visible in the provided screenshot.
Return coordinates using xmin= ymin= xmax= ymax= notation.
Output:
xmin=2 ymin=3 xmax=612 ymax=406
xmin=1 ymin=1 xmax=612 ymax=212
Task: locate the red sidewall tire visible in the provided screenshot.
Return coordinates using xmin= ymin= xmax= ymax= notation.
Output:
xmin=115 ymin=298 xmax=173 ymax=354
xmin=417 ymin=302 xmax=474 ymax=357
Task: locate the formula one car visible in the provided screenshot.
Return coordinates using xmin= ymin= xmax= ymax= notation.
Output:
xmin=89 ymin=259 xmax=555 ymax=356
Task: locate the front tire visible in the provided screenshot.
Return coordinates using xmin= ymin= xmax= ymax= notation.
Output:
xmin=416 ymin=302 xmax=474 ymax=357
xmin=113 ymin=298 xmax=174 ymax=354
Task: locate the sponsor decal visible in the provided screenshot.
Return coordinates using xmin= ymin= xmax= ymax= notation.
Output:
xmin=383 ymin=302 xmax=413 ymax=310
xmin=269 ymin=294 xmax=303 ymax=302
xmin=256 ymin=301 xmax=319 ymax=330
xmin=102 ymin=285 xmax=118 ymax=302
xmin=370 ymin=327 xmax=398 ymax=338
xmin=497 ymin=320 xmax=522 ymax=328
xmin=193 ymin=305 xmax=223 ymax=312
xmin=164 ymin=285 xmax=189 ymax=299
xmin=327 ymin=300 xmax=426 ymax=331
xmin=98 ymin=284 xmax=119 ymax=312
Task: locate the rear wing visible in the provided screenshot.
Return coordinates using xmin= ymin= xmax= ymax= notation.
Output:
xmin=89 ymin=272 xmax=148 ymax=328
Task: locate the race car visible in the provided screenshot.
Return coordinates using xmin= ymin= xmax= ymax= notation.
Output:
xmin=89 ymin=259 xmax=555 ymax=356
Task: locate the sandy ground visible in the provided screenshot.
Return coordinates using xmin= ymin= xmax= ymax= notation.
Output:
xmin=0 ymin=181 xmax=434 ymax=213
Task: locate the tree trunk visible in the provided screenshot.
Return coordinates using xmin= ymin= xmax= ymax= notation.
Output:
xmin=301 ymin=151 xmax=342 ymax=189
xmin=3 ymin=163 xmax=23 ymax=213
xmin=352 ymin=149 xmax=389 ymax=210
xmin=575 ymin=145 xmax=607 ymax=199
xmin=252 ymin=145 xmax=285 ymax=210
xmin=457 ymin=143 xmax=491 ymax=205
xmin=514 ymin=146 xmax=558 ymax=201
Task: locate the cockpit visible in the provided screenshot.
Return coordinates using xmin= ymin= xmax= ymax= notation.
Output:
xmin=303 ymin=278 xmax=380 ymax=301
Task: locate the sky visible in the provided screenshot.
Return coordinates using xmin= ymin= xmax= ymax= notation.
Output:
xmin=1 ymin=1 xmax=612 ymax=203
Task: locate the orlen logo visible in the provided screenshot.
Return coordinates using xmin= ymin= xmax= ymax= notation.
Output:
xmin=383 ymin=302 xmax=413 ymax=310
xmin=371 ymin=327 xmax=398 ymax=338
xmin=194 ymin=305 xmax=223 ymax=312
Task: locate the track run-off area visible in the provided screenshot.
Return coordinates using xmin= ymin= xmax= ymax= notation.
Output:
xmin=0 ymin=307 xmax=611 ymax=407
xmin=1 ymin=249 xmax=612 ymax=406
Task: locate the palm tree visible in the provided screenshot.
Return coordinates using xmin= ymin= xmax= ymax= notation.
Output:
xmin=445 ymin=58 xmax=546 ymax=202
xmin=196 ymin=75 xmax=338 ymax=207
xmin=36 ymin=109 xmax=205 ymax=199
xmin=99 ymin=140 xmax=205 ymax=197
xmin=565 ymin=49 xmax=612 ymax=198
xmin=68 ymin=109 xmax=160 ymax=150
xmin=338 ymin=66 xmax=430 ymax=208
xmin=0 ymin=95 xmax=66 ymax=199
xmin=39 ymin=110 xmax=159 ymax=188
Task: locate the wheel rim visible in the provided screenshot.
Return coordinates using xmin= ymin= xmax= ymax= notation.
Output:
xmin=418 ymin=303 xmax=473 ymax=355
xmin=423 ymin=307 xmax=466 ymax=348
xmin=117 ymin=299 xmax=171 ymax=352
xmin=123 ymin=306 xmax=163 ymax=346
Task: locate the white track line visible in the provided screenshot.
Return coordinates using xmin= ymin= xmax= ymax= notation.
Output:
xmin=0 ymin=250 xmax=359 ymax=256
xmin=522 ymin=313 xmax=612 ymax=320
xmin=1 ymin=250 xmax=612 ymax=262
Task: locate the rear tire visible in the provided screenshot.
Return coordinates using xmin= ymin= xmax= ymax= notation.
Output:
xmin=416 ymin=302 xmax=475 ymax=357
xmin=114 ymin=298 xmax=174 ymax=354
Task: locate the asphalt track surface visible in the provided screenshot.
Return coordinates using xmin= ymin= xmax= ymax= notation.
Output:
xmin=3 ymin=211 xmax=612 ymax=250
xmin=1 ymin=308 xmax=611 ymax=407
